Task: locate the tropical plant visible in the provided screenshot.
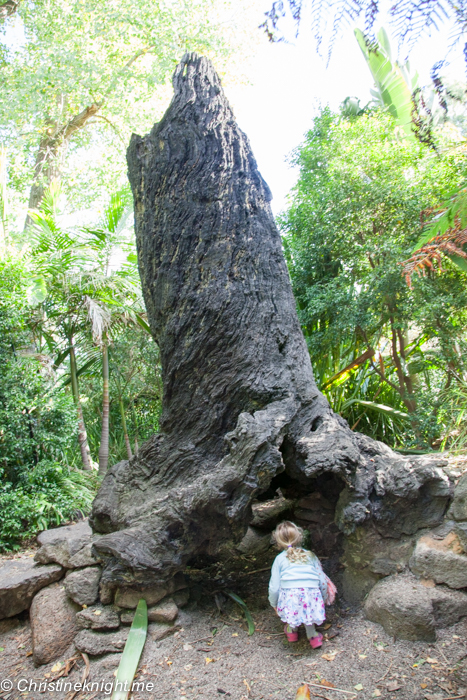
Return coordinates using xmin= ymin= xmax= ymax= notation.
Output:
xmin=27 ymin=183 xmax=143 ymax=469
xmin=261 ymin=0 xmax=467 ymax=64
xmin=280 ymin=107 xmax=467 ymax=446
xmin=0 ymin=460 xmax=99 ymax=550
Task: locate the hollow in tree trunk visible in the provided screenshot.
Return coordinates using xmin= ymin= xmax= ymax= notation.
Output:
xmin=91 ymin=55 xmax=450 ymax=588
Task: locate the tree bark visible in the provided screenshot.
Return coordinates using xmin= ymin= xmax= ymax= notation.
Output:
xmin=90 ymin=54 xmax=450 ymax=588
xmin=24 ymin=103 xmax=102 ymax=229
xmin=98 ymin=344 xmax=110 ymax=475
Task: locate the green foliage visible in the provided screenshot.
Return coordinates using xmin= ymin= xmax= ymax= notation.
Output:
xmin=0 ymin=258 xmax=77 ymax=482
xmin=80 ymin=326 xmax=162 ymax=465
xmin=0 ymin=0 xmax=258 ymax=216
xmin=281 ymin=108 xmax=467 ymax=447
xmin=0 ymin=461 xmax=99 ymax=551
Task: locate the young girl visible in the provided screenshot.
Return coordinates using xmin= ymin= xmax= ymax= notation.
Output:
xmin=268 ymin=521 xmax=336 ymax=648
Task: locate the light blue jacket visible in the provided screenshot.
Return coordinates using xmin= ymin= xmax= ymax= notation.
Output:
xmin=268 ymin=550 xmax=327 ymax=607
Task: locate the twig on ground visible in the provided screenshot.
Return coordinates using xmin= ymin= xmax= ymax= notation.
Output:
xmin=302 ymin=682 xmax=357 ymax=696
xmin=238 ymin=567 xmax=271 ymax=577
xmin=437 ymin=646 xmax=450 ymax=665
xmin=376 ymin=660 xmax=393 ymax=683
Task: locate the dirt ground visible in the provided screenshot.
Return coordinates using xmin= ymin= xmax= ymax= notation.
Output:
xmin=1 ymin=577 xmax=467 ymax=700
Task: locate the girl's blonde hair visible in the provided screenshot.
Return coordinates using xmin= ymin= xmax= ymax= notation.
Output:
xmin=272 ymin=521 xmax=310 ymax=563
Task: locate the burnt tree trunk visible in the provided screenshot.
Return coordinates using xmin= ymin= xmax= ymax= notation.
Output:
xmin=91 ymin=54 xmax=450 ymax=588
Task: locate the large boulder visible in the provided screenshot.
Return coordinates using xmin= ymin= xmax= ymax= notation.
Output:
xmin=30 ymin=583 xmax=79 ymax=665
xmin=450 ymin=472 xmax=467 ymax=521
xmin=364 ymin=573 xmax=467 ymax=641
xmin=64 ymin=567 xmax=101 ymax=606
xmin=341 ymin=526 xmax=415 ymax=603
xmin=0 ymin=559 xmax=63 ymax=620
xmin=409 ymin=533 xmax=467 ymax=588
xmin=35 ymin=520 xmax=92 ymax=568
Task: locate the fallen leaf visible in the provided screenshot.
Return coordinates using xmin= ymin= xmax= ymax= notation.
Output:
xmin=166 ymin=660 xmax=173 ymax=666
xmin=359 ymin=654 xmax=367 ymax=659
xmin=51 ymin=662 xmax=62 ymax=673
xmin=375 ymin=644 xmax=385 ymax=651
xmin=93 ymin=610 xmax=102 ymax=616
xmin=44 ymin=673 xmax=50 ymax=678
xmin=0 ymin=647 xmax=4 ymax=652
xmin=373 ymin=691 xmax=382 ymax=698
xmin=387 ymin=681 xmax=402 ymax=691
xmin=183 ymin=644 xmax=193 ymax=651
xmin=426 ymin=657 xmax=438 ymax=664
xmin=205 ymin=657 xmax=214 ymax=664
xmin=421 ymin=683 xmax=428 ymax=689
xmin=232 ymin=633 xmax=238 ymax=637
xmin=320 ymin=680 xmax=335 ymax=688
xmin=295 ymin=684 xmax=311 ymax=700
xmin=321 ymin=651 xmax=338 ymax=662
xmin=354 ymin=683 xmax=363 ymax=691
xmin=322 ymin=623 xmax=331 ymax=629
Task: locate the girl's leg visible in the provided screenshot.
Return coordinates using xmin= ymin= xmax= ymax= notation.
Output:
xmin=286 ymin=625 xmax=297 ymax=633
xmin=305 ymin=624 xmax=318 ymax=639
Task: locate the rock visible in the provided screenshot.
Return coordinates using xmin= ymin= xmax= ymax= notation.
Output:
xmin=114 ymin=573 xmax=186 ymax=610
xmin=148 ymin=622 xmax=180 ymax=641
xmin=342 ymin=567 xmax=381 ymax=605
xmin=68 ymin=541 xmax=102 ymax=568
xmin=451 ymin=473 xmax=467 ymax=521
xmin=74 ymin=628 xmax=129 ymax=656
xmin=99 ymin=580 xmax=116 ymax=605
xmin=148 ymin=599 xmax=178 ymax=623
xmin=35 ymin=520 xmax=92 ymax=568
xmin=65 ymin=567 xmax=101 ymax=606
xmin=237 ymin=526 xmax=271 ymax=555
xmin=409 ymin=534 xmax=467 ymax=588
xmin=0 ymin=618 xmax=20 ymax=634
xmin=172 ymin=588 xmax=190 ymax=607
xmin=454 ymin=522 xmax=467 ymax=552
xmin=341 ymin=526 xmax=415 ymax=603
xmin=250 ymin=497 xmax=295 ymax=528
xmin=0 ymin=559 xmax=63 ymax=620
xmin=121 ymin=598 xmax=178 ymax=625
xmin=115 ymin=584 xmax=167 ymax=609
xmin=364 ymin=573 xmax=467 ymax=641
xmin=76 ymin=605 xmax=120 ymax=630
xmin=30 ymin=583 xmax=79 ymax=665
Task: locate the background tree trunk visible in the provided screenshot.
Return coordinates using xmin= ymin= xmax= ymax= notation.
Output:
xmin=70 ymin=342 xmax=92 ymax=471
xmin=98 ymin=344 xmax=110 ymax=475
xmin=91 ymin=54 xmax=450 ymax=588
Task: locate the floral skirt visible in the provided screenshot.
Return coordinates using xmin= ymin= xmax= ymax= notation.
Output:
xmin=277 ymin=587 xmax=325 ymax=628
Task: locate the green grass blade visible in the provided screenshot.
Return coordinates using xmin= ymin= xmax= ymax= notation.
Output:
xmin=225 ymin=590 xmax=255 ymax=636
xmin=112 ymin=598 xmax=148 ymax=700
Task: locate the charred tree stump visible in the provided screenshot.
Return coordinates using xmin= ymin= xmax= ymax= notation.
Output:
xmin=91 ymin=54 xmax=450 ymax=590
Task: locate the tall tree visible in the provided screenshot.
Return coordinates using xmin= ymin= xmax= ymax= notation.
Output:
xmin=0 ymin=0 xmax=260 ymax=221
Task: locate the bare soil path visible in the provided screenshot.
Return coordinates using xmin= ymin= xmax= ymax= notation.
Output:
xmin=1 ymin=585 xmax=466 ymax=700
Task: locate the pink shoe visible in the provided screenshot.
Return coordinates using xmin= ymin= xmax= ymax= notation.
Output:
xmin=309 ymin=633 xmax=323 ymax=649
xmin=284 ymin=624 xmax=298 ymax=642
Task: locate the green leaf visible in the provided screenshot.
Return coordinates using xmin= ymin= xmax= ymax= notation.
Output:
xmin=342 ymin=399 xmax=410 ymax=421
xmin=112 ymin=598 xmax=148 ymax=700
xmin=225 ymin=590 xmax=255 ymax=636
